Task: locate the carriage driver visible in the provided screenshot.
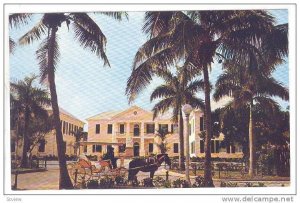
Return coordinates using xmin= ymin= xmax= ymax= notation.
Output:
xmin=103 ymin=145 xmax=118 ymax=169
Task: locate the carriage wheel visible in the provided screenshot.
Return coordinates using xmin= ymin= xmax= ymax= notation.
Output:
xmin=68 ymin=164 xmax=88 ymax=187
xmin=84 ymin=168 xmax=93 ymax=182
xmin=67 ymin=163 xmax=78 ymax=182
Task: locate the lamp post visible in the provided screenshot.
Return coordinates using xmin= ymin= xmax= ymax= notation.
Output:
xmin=182 ymin=104 xmax=193 ymax=186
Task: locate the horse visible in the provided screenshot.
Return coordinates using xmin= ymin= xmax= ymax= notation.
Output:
xmin=128 ymin=154 xmax=171 ymax=182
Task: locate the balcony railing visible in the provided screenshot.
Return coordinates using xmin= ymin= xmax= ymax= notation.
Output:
xmin=114 ymin=132 xmax=156 ymax=137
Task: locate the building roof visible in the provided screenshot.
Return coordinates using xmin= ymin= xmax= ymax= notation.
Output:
xmin=86 ymin=105 xmax=203 ymax=122
xmin=45 ymin=106 xmax=85 ymax=124
xmin=86 ymin=110 xmax=123 ymax=120
xmin=86 ymin=105 xmax=175 ymax=121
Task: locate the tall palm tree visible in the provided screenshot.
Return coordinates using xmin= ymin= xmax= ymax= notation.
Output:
xmin=10 ymin=75 xmax=51 ymax=168
xmin=126 ymin=11 xmax=277 ymax=186
xmin=18 ymin=12 xmax=127 ymax=189
xmin=213 ymin=56 xmax=289 ymax=177
xmin=150 ymin=67 xmax=205 ymax=170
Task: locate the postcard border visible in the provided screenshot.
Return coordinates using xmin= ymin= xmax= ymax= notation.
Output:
xmin=3 ymin=2 xmax=297 ymax=196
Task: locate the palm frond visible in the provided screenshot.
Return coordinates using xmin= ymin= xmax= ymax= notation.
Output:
xmin=189 ymin=96 xmax=205 ymax=110
xmin=261 ymin=23 xmax=288 ymax=64
xmin=186 ymin=79 xmax=206 ymax=93
xmin=254 ymin=96 xmax=280 ymax=115
xmin=71 ymin=13 xmax=110 ymax=67
xmin=218 ymin=10 xmax=274 ymax=45
xmin=152 ymin=97 xmax=175 ymax=120
xmin=19 ymin=20 xmax=47 ymax=45
xmin=143 ymin=11 xmax=174 ymax=37
xmin=126 ymin=47 xmax=179 ymax=103
xmin=97 ymin=12 xmax=129 ymax=21
xmin=150 ymin=85 xmax=176 ymax=102
xmin=9 ymin=13 xmax=32 ymax=28
xmin=256 ymin=76 xmax=289 ymax=101
xmin=36 ymin=35 xmax=60 ymax=82
xmin=9 ymin=37 xmax=16 ymax=54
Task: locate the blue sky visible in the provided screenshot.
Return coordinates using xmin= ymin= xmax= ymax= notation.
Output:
xmin=9 ymin=10 xmax=289 ymax=123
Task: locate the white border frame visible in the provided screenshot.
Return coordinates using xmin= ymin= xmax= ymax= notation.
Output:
xmin=1 ymin=2 xmax=297 ymax=196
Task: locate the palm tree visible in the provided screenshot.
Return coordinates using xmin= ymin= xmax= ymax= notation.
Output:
xmin=10 ymin=75 xmax=51 ymax=168
xmin=18 ymin=12 xmax=127 ymax=189
xmin=27 ymin=115 xmax=54 ymax=157
xmin=126 ymin=11 xmax=278 ymax=186
xmin=71 ymin=128 xmax=87 ymax=156
xmin=155 ymin=128 xmax=171 ymax=154
xmin=213 ymin=56 xmax=289 ymax=177
xmin=150 ymin=67 xmax=205 ymax=170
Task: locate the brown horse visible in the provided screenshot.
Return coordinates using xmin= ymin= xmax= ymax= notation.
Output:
xmin=128 ymin=154 xmax=171 ymax=181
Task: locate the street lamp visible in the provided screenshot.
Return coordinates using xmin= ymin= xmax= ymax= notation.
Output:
xmin=182 ymin=104 xmax=193 ymax=186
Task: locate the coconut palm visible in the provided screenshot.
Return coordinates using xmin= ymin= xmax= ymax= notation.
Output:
xmin=126 ymin=11 xmax=278 ymax=186
xmin=150 ymin=67 xmax=205 ymax=170
xmin=213 ymin=56 xmax=289 ymax=177
xmin=18 ymin=12 xmax=127 ymax=189
xmin=10 ymin=75 xmax=51 ymax=168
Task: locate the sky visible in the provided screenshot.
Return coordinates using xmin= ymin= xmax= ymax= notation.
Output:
xmin=9 ymin=10 xmax=289 ymax=125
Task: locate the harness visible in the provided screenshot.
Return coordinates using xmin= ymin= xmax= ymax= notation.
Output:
xmin=129 ymin=155 xmax=166 ymax=170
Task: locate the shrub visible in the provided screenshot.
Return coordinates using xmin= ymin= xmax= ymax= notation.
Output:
xmin=192 ymin=176 xmax=205 ymax=187
xmin=86 ymin=180 xmax=99 ymax=189
xmin=258 ymin=182 xmax=266 ymax=187
xmin=99 ymin=176 xmax=114 ymax=189
xmin=245 ymin=182 xmax=253 ymax=187
xmin=172 ymin=178 xmax=182 ymax=188
xmin=172 ymin=178 xmax=190 ymax=188
xmin=181 ymin=180 xmax=190 ymax=188
xmin=143 ymin=178 xmax=154 ymax=187
xmin=115 ymin=175 xmax=127 ymax=186
xmin=153 ymin=176 xmax=166 ymax=187
xmin=244 ymin=182 xmax=265 ymax=187
xmin=220 ymin=181 xmax=238 ymax=187
xmin=163 ymin=180 xmax=172 ymax=188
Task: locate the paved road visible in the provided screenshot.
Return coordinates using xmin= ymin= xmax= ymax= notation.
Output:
xmin=11 ymin=160 xmax=290 ymax=190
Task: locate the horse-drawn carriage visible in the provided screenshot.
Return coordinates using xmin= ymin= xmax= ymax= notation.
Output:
xmin=67 ymin=141 xmax=127 ymax=187
xmin=67 ymin=141 xmax=172 ymax=187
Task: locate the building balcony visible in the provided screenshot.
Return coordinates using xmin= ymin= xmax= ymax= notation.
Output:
xmin=115 ymin=131 xmax=156 ymax=137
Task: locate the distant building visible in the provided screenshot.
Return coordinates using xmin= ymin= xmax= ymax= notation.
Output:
xmin=86 ymin=106 xmax=243 ymax=158
xmin=11 ymin=107 xmax=85 ymax=157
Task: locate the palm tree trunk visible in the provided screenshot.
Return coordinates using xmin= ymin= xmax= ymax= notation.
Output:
xmin=20 ymin=109 xmax=30 ymax=168
xmin=48 ymin=27 xmax=73 ymax=189
xmin=203 ymin=65 xmax=214 ymax=187
xmin=248 ymin=100 xmax=254 ymax=177
xmin=179 ymin=110 xmax=185 ymax=170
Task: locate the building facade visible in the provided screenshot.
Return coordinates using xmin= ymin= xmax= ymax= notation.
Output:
xmin=86 ymin=106 xmax=243 ymax=158
xmin=11 ymin=107 xmax=85 ymax=158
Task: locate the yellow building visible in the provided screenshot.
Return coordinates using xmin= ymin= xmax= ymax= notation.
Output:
xmin=11 ymin=107 xmax=85 ymax=158
xmin=86 ymin=106 xmax=243 ymax=158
